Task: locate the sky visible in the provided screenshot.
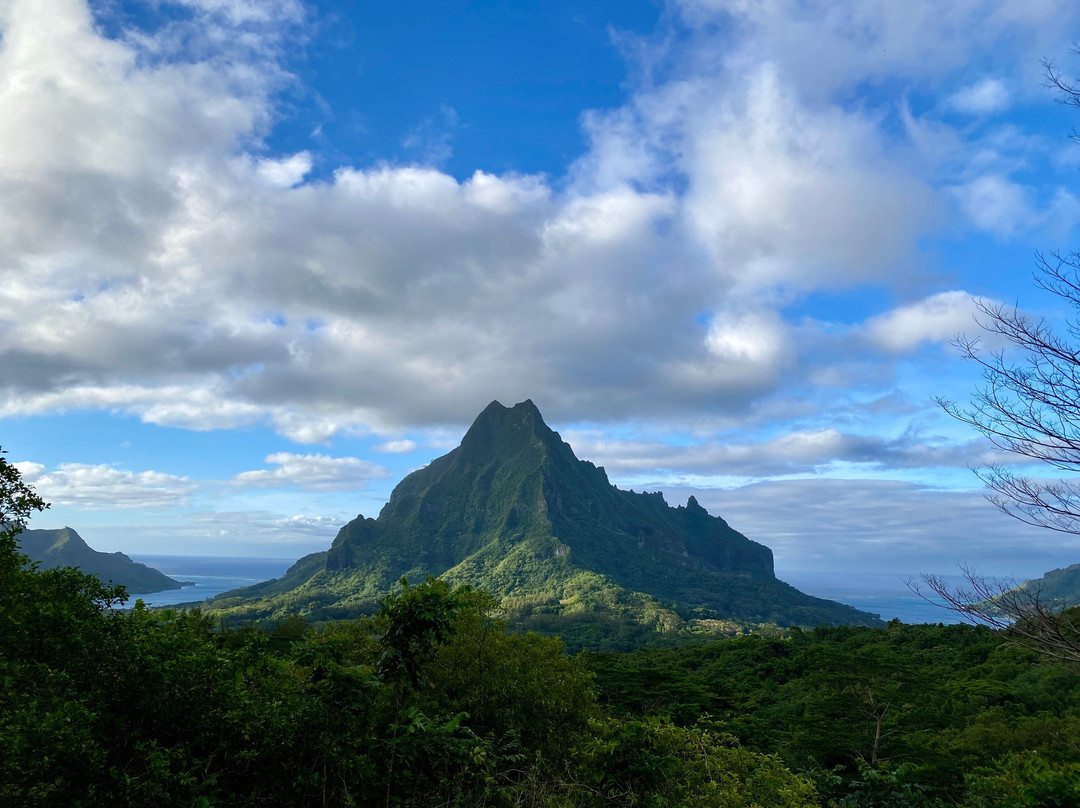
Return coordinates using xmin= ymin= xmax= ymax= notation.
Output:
xmin=4 ymin=0 xmax=1080 ymax=578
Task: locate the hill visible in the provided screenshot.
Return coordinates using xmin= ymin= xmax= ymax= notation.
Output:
xmin=18 ymin=526 xmax=183 ymax=594
xmin=210 ymin=400 xmax=881 ymax=643
xmin=1015 ymin=562 xmax=1080 ymax=609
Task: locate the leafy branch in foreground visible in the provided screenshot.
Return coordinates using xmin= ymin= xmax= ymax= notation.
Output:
xmin=0 ymin=445 xmax=48 ymax=545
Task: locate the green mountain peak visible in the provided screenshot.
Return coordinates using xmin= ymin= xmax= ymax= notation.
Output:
xmin=457 ymin=399 xmax=564 ymax=462
xmin=210 ymin=400 xmax=881 ymax=641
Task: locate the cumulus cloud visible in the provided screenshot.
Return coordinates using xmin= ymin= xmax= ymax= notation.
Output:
xmin=0 ymin=0 xmax=1077 ymax=446
xmin=0 ymin=0 xmax=741 ymax=432
xmin=15 ymin=461 xmax=196 ymax=509
xmin=232 ymin=453 xmax=392 ymax=490
xmin=676 ymin=66 xmax=938 ymax=290
xmin=950 ymin=174 xmax=1080 ymax=238
xmin=256 ymin=152 xmax=313 ymax=187
xmin=951 ymin=174 xmax=1041 ymax=236
xmin=274 ymin=513 xmax=343 ymax=531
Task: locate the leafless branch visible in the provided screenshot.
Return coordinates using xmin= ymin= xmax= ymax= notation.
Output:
xmin=910 ymin=569 xmax=1080 ymax=665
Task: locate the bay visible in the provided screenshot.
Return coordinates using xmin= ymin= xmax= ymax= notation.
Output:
xmin=127 ymin=555 xmax=294 ymax=608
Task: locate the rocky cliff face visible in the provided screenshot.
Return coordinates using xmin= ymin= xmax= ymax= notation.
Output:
xmin=211 ymin=400 xmax=880 ymax=632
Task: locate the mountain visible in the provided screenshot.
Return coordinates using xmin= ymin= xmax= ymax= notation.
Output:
xmin=1013 ymin=563 xmax=1080 ymax=609
xmin=18 ymin=526 xmax=183 ymax=594
xmin=211 ymin=400 xmax=881 ymax=642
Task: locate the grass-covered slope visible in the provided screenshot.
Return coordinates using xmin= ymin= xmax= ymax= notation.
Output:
xmin=18 ymin=526 xmax=182 ymax=594
xmin=210 ymin=400 xmax=880 ymax=637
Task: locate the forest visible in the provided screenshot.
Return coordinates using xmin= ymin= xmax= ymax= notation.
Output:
xmin=3 ymin=505 xmax=1080 ymax=806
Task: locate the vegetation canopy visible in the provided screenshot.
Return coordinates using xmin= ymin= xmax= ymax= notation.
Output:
xmin=1 ymin=453 xmax=1079 ymax=806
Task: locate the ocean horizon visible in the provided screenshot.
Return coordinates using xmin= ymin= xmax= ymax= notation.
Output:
xmin=129 ymin=554 xmax=970 ymax=625
xmin=777 ymin=570 xmax=968 ymax=626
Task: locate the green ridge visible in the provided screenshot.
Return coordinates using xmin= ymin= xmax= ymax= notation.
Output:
xmin=1015 ymin=562 xmax=1080 ymax=609
xmin=18 ymin=526 xmax=182 ymax=594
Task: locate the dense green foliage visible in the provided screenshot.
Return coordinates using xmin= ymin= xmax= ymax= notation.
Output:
xmin=1 ymin=562 xmax=818 ymax=806
xmin=209 ymin=400 xmax=878 ymax=640
xmin=586 ymin=620 xmax=1080 ymax=806
xmin=4 ymin=449 xmax=1077 ymax=806
xmin=17 ymin=525 xmax=182 ymax=594
xmin=6 ymin=547 xmax=1077 ymax=806
xmin=1 ymin=457 xmax=820 ymax=806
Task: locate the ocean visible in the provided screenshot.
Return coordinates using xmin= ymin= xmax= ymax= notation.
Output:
xmin=128 ymin=555 xmax=295 ymax=608
xmin=778 ymin=570 xmax=969 ymax=625
xmin=128 ymin=555 xmax=971 ymax=625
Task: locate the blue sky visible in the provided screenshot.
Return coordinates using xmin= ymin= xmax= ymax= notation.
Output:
xmin=4 ymin=0 xmax=1080 ymax=577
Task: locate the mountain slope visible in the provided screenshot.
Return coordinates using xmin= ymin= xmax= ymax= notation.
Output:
xmin=1015 ymin=563 xmax=1080 ymax=609
xmin=18 ymin=527 xmax=183 ymax=594
xmin=211 ymin=400 xmax=880 ymax=635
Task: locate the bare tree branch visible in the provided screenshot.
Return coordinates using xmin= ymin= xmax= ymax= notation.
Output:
xmin=910 ymin=570 xmax=1080 ymax=665
xmin=930 ymin=55 xmax=1080 ymax=663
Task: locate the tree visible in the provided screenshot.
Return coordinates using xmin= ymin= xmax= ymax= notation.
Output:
xmin=926 ymin=55 xmax=1080 ymax=662
xmin=936 ymin=252 xmax=1080 ymax=537
xmin=936 ymin=52 xmax=1080 ymax=536
xmin=917 ymin=567 xmax=1080 ymax=665
xmin=0 ymin=445 xmax=48 ymax=558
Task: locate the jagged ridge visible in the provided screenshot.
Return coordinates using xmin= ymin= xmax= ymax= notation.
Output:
xmin=210 ymin=400 xmax=881 ymax=635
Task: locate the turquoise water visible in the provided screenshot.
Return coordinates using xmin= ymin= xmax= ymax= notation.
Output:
xmin=127 ymin=555 xmax=294 ymax=607
xmin=127 ymin=556 xmax=971 ymax=625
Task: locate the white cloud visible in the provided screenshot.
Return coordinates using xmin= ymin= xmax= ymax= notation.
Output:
xmin=402 ymin=105 xmax=460 ymax=167
xmin=255 ymin=152 xmax=312 ymax=187
xmin=672 ymin=0 xmax=1070 ymax=97
xmin=950 ymin=174 xmax=1080 ymax=238
xmin=1045 ymin=187 xmax=1080 ymax=237
xmin=232 ymin=452 xmax=392 ymax=490
xmin=13 ymin=461 xmax=45 ymax=479
xmin=682 ymin=478 xmax=1075 ymax=577
xmin=68 ymin=509 xmax=346 ymax=555
xmin=863 ymin=291 xmax=987 ymax=353
xmin=951 ymin=174 xmax=1040 ymax=236
xmin=374 ymin=439 xmax=418 ymax=454
xmin=15 ymin=462 xmax=196 ymax=509
xmin=0 ymin=0 xmax=1076 ymax=444
xmin=947 ymin=78 xmax=1011 ymax=115
xmin=676 ymin=66 xmax=939 ymax=290
xmin=705 ymin=309 xmax=788 ymax=365
xmin=275 ymin=513 xmax=343 ymax=530
xmin=563 ymin=428 xmax=1013 ymax=479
